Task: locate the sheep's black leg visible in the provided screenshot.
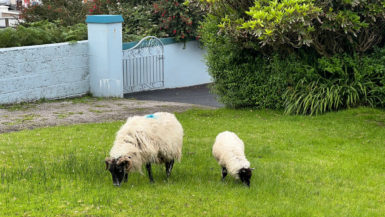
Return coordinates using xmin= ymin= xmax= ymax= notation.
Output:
xmin=146 ymin=163 xmax=154 ymax=183
xmin=165 ymin=160 xmax=175 ymax=178
xmin=123 ymin=173 xmax=128 ymax=182
xmin=222 ymin=167 xmax=228 ymax=181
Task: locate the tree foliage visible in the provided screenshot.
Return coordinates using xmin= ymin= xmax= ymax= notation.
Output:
xmin=201 ymin=0 xmax=385 ymax=56
xmin=21 ymin=0 xmax=94 ymax=26
xmin=20 ymin=0 xmax=205 ymax=42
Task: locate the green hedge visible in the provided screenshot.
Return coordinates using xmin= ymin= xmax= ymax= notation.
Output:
xmin=201 ymin=15 xmax=308 ymax=109
xmin=0 ymin=21 xmax=87 ymax=48
xmin=199 ymin=0 xmax=385 ymax=114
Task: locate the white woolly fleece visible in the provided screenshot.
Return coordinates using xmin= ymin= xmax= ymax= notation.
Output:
xmin=212 ymin=131 xmax=250 ymax=179
xmin=109 ymin=112 xmax=184 ymax=173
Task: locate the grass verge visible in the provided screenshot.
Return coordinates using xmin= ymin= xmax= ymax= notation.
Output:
xmin=0 ymin=107 xmax=384 ymax=216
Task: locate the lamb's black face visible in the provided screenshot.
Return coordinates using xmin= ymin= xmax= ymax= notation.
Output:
xmin=105 ymin=157 xmax=131 ymax=186
xmin=238 ymin=168 xmax=252 ymax=187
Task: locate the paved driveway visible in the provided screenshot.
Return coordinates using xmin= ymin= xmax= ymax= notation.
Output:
xmin=124 ymin=84 xmax=224 ymax=108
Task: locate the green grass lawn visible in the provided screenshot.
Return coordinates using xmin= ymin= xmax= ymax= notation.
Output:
xmin=0 ymin=107 xmax=384 ymax=216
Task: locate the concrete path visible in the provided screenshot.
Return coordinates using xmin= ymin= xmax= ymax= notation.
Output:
xmin=124 ymin=84 xmax=224 ymax=108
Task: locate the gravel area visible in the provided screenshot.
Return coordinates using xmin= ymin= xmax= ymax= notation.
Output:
xmin=0 ymin=98 xmax=214 ymax=133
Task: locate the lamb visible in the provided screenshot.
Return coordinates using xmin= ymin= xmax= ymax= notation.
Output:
xmin=212 ymin=131 xmax=253 ymax=186
xmin=105 ymin=112 xmax=183 ymax=186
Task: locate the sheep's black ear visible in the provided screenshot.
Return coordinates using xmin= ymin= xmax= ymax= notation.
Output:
xmin=105 ymin=157 xmax=113 ymax=170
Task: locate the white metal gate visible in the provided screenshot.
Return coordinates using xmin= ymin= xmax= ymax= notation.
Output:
xmin=122 ymin=36 xmax=164 ymax=93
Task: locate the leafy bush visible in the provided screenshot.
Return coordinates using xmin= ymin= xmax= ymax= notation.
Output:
xmin=199 ymin=0 xmax=385 ymax=114
xmin=20 ymin=0 xmax=205 ymax=42
xmin=224 ymin=0 xmax=321 ymax=50
xmin=200 ymin=15 xmax=314 ymax=109
xmin=108 ymin=1 xmax=162 ymax=42
xmin=284 ymin=48 xmax=385 ymax=115
xmin=285 ymin=80 xmax=367 ymax=115
xmin=204 ymin=0 xmax=385 ymax=56
xmin=108 ymin=0 xmax=205 ymax=42
xmin=20 ymin=0 xmax=94 ymax=26
xmin=153 ymin=0 xmax=205 ymax=41
xmin=0 ymin=21 xmax=87 ymax=48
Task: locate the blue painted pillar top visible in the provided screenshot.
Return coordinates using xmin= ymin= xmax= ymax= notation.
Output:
xmin=86 ymin=15 xmax=124 ymax=24
xmin=87 ymin=15 xmax=124 ymax=98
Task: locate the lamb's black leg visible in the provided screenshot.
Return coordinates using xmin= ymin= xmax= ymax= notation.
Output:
xmin=165 ymin=160 xmax=175 ymax=178
xmin=123 ymin=173 xmax=128 ymax=182
xmin=146 ymin=163 xmax=154 ymax=183
xmin=222 ymin=167 xmax=228 ymax=181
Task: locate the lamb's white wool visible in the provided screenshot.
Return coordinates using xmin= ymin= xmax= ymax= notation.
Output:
xmin=212 ymin=131 xmax=250 ymax=179
xmin=109 ymin=112 xmax=183 ymax=172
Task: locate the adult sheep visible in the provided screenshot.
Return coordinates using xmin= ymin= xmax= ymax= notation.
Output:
xmin=212 ymin=131 xmax=253 ymax=187
xmin=105 ymin=112 xmax=183 ymax=186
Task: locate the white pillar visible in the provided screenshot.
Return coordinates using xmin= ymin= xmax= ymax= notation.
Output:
xmin=86 ymin=15 xmax=124 ymax=97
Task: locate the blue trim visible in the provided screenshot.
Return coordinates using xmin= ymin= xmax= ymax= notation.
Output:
xmin=123 ymin=37 xmax=179 ymax=50
xmin=86 ymin=15 xmax=124 ymax=24
xmin=159 ymin=37 xmax=178 ymax=45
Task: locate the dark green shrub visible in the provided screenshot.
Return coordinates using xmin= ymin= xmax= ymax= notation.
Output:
xmin=0 ymin=21 xmax=87 ymax=48
xmin=200 ymin=15 xmax=314 ymax=109
xmin=108 ymin=0 xmax=205 ymax=42
xmin=199 ymin=0 xmax=385 ymax=114
xmin=108 ymin=1 xmax=163 ymax=42
xmin=203 ymin=0 xmax=385 ymax=56
xmin=153 ymin=0 xmax=206 ymax=41
xmin=284 ymin=48 xmax=385 ymax=115
xmin=21 ymin=0 xmax=94 ymax=26
xmin=0 ymin=28 xmax=18 ymax=48
xmin=20 ymin=0 xmax=205 ymax=42
xmin=361 ymin=48 xmax=385 ymax=108
xmin=284 ymin=80 xmax=365 ymax=115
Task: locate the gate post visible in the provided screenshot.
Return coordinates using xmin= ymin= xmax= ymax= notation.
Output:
xmin=86 ymin=15 xmax=124 ymax=97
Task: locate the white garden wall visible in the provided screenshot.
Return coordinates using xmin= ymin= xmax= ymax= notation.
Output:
xmin=0 ymin=15 xmax=212 ymax=104
xmin=164 ymin=40 xmax=211 ymax=89
xmin=0 ymin=41 xmax=89 ymax=104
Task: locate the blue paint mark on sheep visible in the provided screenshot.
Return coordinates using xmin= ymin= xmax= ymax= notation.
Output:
xmin=146 ymin=114 xmax=156 ymax=119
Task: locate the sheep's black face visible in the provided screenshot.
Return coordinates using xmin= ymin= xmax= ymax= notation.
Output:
xmin=105 ymin=156 xmax=131 ymax=186
xmin=108 ymin=161 xmax=126 ymax=186
xmin=238 ymin=168 xmax=252 ymax=187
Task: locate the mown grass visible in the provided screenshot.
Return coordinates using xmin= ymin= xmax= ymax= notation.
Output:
xmin=0 ymin=107 xmax=384 ymax=216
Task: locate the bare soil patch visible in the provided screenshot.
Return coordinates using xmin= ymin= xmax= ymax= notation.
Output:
xmin=0 ymin=98 xmax=213 ymax=133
